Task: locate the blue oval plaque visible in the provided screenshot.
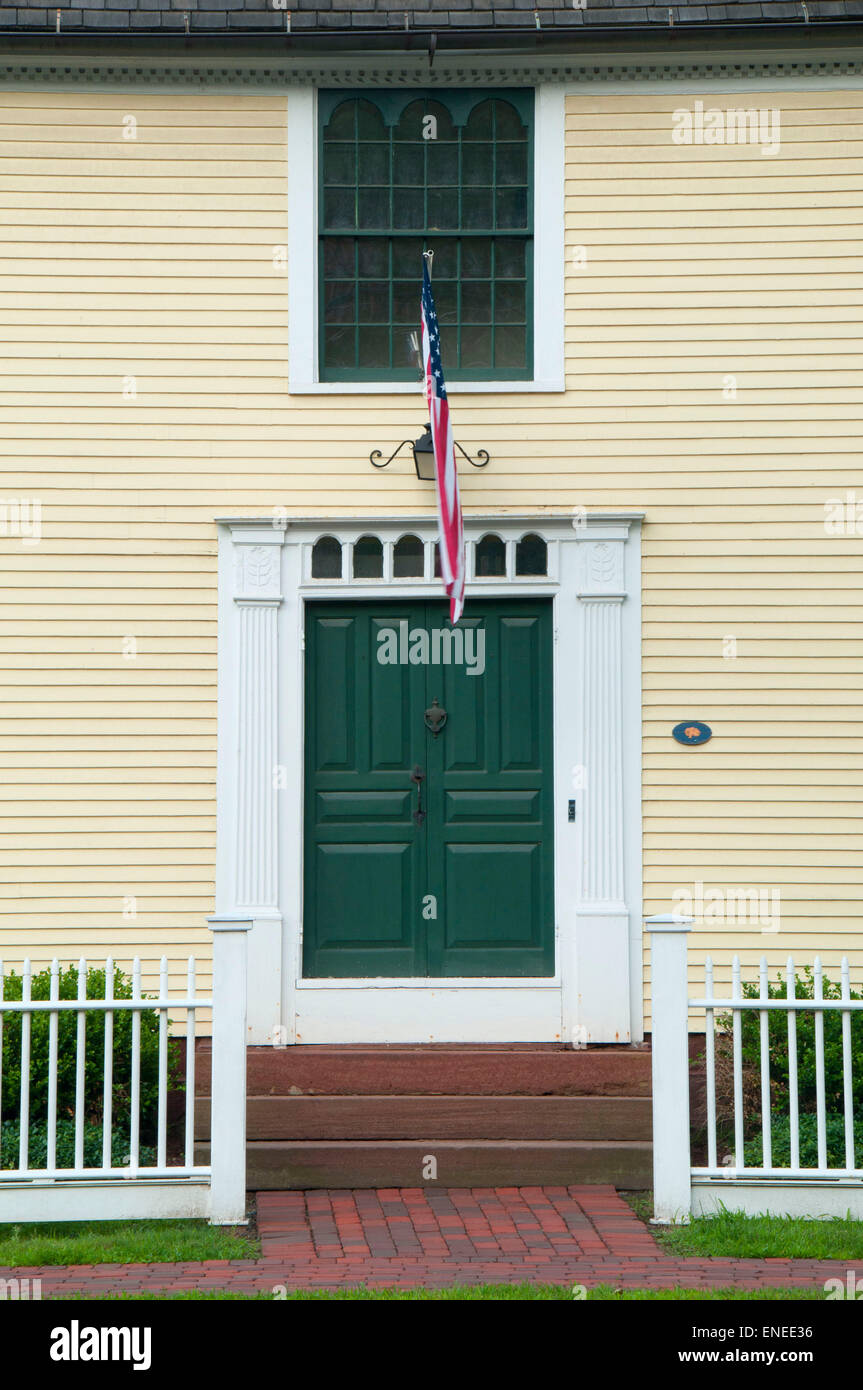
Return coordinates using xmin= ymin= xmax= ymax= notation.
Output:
xmin=672 ymin=721 xmax=712 ymax=746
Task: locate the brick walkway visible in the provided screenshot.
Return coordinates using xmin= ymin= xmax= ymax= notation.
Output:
xmin=4 ymin=1187 xmax=857 ymax=1295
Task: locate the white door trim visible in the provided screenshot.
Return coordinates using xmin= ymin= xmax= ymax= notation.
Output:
xmin=215 ymin=511 xmax=643 ymax=1045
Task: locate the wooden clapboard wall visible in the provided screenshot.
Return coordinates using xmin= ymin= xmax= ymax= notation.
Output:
xmin=0 ymin=85 xmax=860 ymax=1022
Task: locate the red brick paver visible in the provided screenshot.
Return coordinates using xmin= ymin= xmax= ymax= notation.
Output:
xmin=3 ymin=1186 xmax=858 ymax=1296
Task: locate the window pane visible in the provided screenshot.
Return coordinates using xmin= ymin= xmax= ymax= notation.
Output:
xmin=358 ymin=185 xmax=390 ymax=229
xmin=395 ymin=326 xmax=421 ymax=369
xmin=462 ymin=142 xmax=493 ymax=187
xmin=496 ymin=188 xmax=529 ymax=230
xmin=494 ymin=240 xmax=524 ymax=278
xmin=324 ymin=238 xmax=354 ymax=278
xmin=462 ymin=281 xmax=491 ymax=323
xmin=324 ymin=143 xmax=356 ymax=186
xmin=494 ymin=100 xmax=526 ymax=139
xmin=358 ymin=239 xmax=388 ymax=277
xmin=462 ymin=188 xmax=493 ymax=230
xmin=356 ymin=100 xmax=386 ymax=139
xmin=323 ymin=280 xmax=355 ymax=324
xmin=460 ymin=325 xmax=492 ymax=370
xmin=393 ymin=281 xmax=417 ymax=321
xmin=312 ymin=536 xmax=342 ymax=579
xmin=325 ymin=102 xmax=355 ymax=140
xmin=392 ymin=237 xmax=424 ymax=277
xmin=353 ymin=535 xmax=383 ymax=579
xmin=323 ymin=326 xmax=354 ymax=368
xmin=433 ymin=280 xmax=458 ymax=325
xmin=464 ymin=101 xmax=493 ymax=140
xmin=393 ymin=143 xmax=424 ymax=184
xmin=496 ymin=281 xmax=525 ymax=324
xmin=324 ymin=187 xmax=356 ymax=229
xmin=427 ymin=141 xmax=458 ymax=185
xmin=462 ymin=240 xmax=492 ymax=278
xmin=357 ymin=281 xmax=389 ymax=322
xmin=427 ymin=187 xmax=458 ymax=231
xmin=496 ymin=143 xmax=528 ymax=186
xmin=393 ymin=187 xmax=424 ymax=229
xmin=476 ymin=533 xmax=506 ymax=576
xmin=357 ymin=326 xmax=390 ymax=368
xmin=494 ymin=325 xmax=526 ymax=370
xmin=515 ymin=534 xmax=547 ymax=576
xmin=394 ymin=534 xmax=424 ymax=578
xmin=426 ymin=238 xmax=457 ymax=278
xmin=359 ymin=142 xmax=389 ymax=185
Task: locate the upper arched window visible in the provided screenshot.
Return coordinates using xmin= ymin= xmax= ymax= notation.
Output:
xmin=394 ymin=534 xmax=425 ymax=578
xmin=352 ymin=534 xmax=384 ymax=579
xmin=475 ymin=533 xmax=506 ymax=578
xmin=311 ymin=535 xmax=342 ymax=579
xmin=515 ymin=533 xmax=547 ymax=577
xmin=320 ymin=90 xmax=533 ymax=382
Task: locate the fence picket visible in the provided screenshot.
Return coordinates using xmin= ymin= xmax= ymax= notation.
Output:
xmin=814 ymin=957 xmax=827 ymax=1171
xmin=705 ymin=956 xmax=717 ymax=1172
xmin=157 ymin=957 xmax=168 ymax=1171
xmin=102 ymin=958 xmax=114 ymax=1171
xmin=842 ymin=956 xmax=855 ymax=1172
xmin=74 ymin=958 xmax=87 ymax=1172
xmin=129 ymin=957 xmax=141 ymax=1176
xmin=732 ymin=955 xmax=744 ymax=1171
xmin=185 ymin=957 xmax=196 ymax=1171
xmin=47 ymin=960 xmax=59 ymax=1173
xmin=758 ymin=956 xmax=772 ymax=1170
xmin=19 ymin=959 xmax=31 ymax=1171
xmin=787 ymin=956 xmax=799 ymax=1172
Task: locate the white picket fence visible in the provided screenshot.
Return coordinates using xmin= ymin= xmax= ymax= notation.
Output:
xmin=0 ymin=916 xmax=250 ymax=1224
xmin=647 ymin=915 xmax=863 ymax=1222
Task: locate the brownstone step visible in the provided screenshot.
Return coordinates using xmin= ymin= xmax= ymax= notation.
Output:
xmin=195 ymin=1139 xmax=653 ymax=1190
xmin=195 ymin=1094 xmax=651 ymax=1142
xmin=195 ymin=1043 xmax=651 ymax=1098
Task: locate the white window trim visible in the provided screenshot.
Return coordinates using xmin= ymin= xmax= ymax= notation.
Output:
xmin=286 ymin=85 xmax=565 ymax=395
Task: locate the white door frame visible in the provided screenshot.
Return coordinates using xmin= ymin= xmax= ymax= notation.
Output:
xmin=215 ymin=511 xmax=643 ymax=1045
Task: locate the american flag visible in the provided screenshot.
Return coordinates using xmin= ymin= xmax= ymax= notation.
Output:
xmin=421 ymin=255 xmax=464 ymax=625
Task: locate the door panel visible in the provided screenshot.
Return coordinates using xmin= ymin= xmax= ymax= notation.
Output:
xmin=304 ymin=604 xmax=427 ymax=977
xmin=303 ymin=598 xmax=554 ymax=979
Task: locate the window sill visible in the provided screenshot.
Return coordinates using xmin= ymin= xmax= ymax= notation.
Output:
xmin=288 ymin=377 xmax=566 ymax=395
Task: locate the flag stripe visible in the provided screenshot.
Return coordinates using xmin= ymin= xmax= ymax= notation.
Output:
xmin=421 ymin=258 xmax=464 ymax=625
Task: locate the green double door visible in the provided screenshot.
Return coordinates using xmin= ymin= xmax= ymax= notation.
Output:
xmin=303 ymin=599 xmax=554 ymax=979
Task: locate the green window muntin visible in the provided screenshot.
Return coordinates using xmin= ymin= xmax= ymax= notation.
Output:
xmin=318 ymin=89 xmax=534 ymax=383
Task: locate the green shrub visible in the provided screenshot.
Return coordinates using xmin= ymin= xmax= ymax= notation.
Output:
xmin=718 ymin=966 xmax=863 ymax=1118
xmin=743 ymin=1112 xmax=863 ymax=1169
xmin=0 ymin=963 xmax=181 ymax=1137
xmin=0 ymin=1119 xmax=157 ymax=1171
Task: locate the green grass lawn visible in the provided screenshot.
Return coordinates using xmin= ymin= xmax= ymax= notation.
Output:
xmin=60 ymin=1283 xmax=828 ymax=1301
xmin=0 ymin=1219 xmax=259 ymax=1268
xmin=624 ymin=1192 xmax=863 ymax=1260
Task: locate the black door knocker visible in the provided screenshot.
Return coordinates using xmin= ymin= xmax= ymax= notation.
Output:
xmin=424 ymin=698 xmax=447 ymax=737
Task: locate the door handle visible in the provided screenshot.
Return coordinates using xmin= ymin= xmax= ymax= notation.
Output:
xmin=410 ymin=764 xmax=425 ymax=827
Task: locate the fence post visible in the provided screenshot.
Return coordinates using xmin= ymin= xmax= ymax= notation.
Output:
xmin=207 ymin=915 xmax=252 ymax=1225
xmin=645 ymin=913 xmax=693 ymax=1223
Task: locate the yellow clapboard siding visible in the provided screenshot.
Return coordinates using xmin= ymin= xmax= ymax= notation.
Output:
xmin=1 ymin=87 xmax=862 ymax=1031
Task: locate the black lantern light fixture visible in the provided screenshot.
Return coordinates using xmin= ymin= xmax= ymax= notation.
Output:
xmin=370 ymin=425 xmax=489 ymax=481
